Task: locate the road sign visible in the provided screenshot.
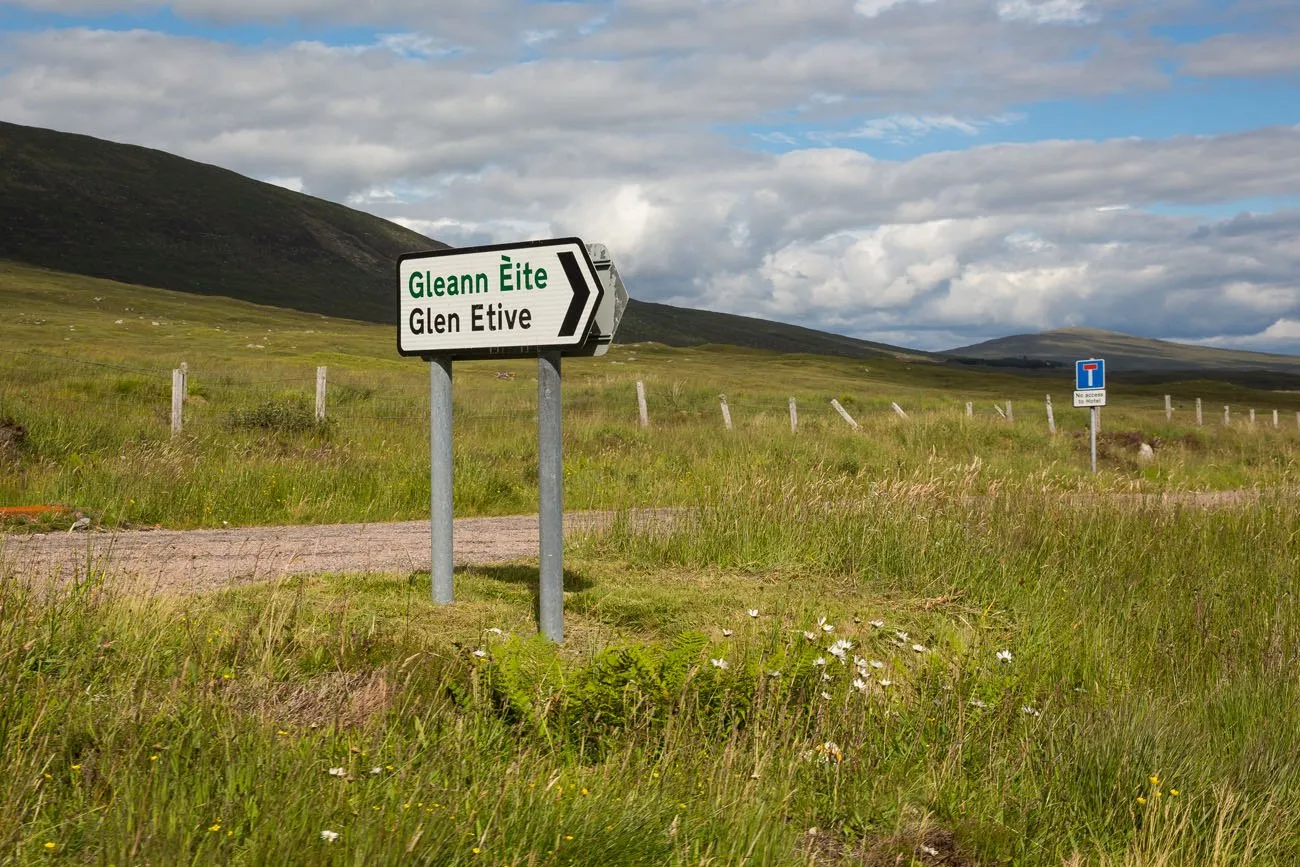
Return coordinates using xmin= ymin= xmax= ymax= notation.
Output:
xmin=1073 ymin=390 xmax=1107 ymax=408
xmin=1075 ymin=358 xmax=1105 ymax=391
xmin=569 ymin=242 xmax=629 ymax=357
xmin=398 ymin=238 xmax=603 ymax=359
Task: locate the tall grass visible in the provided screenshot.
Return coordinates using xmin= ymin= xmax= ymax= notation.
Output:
xmin=5 ymin=477 xmax=1298 ymax=864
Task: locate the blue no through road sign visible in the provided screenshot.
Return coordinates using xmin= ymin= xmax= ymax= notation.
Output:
xmin=1075 ymin=358 xmax=1105 ymax=391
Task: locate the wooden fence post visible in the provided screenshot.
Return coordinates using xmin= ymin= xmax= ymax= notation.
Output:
xmin=179 ymin=361 xmax=188 ymax=404
xmin=315 ymin=365 xmax=327 ymax=421
xmin=891 ymin=402 xmax=909 ymax=420
xmin=993 ymin=404 xmax=1006 ymax=419
xmin=1273 ymin=409 xmax=1279 ymax=428
xmin=170 ymin=368 xmax=183 ymax=436
xmin=1223 ymin=406 xmax=1230 ymax=426
xmin=1195 ymin=398 xmax=1203 ymax=426
xmin=1249 ymin=409 xmax=1256 ymax=426
xmin=789 ymin=397 xmax=798 ymax=433
xmin=1045 ymin=394 xmax=1056 ymax=434
xmin=965 ymin=402 xmax=973 ymax=418
xmin=830 ymin=399 xmax=859 ymax=430
xmin=636 ymin=381 xmax=649 ymax=429
xmin=1164 ymin=394 xmax=1172 ymax=421
xmin=719 ymin=394 xmax=733 ymax=431
xmin=1006 ymin=401 xmax=1014 ymax=422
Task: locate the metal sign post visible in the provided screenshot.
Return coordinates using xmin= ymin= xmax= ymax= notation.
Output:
xmin=429 ymin=356 xmax=454 ymax=604
xmin=538 ymin=351 xmax=564 ymax=641
xmin=1090 ymin=407 xmax=1098 ymax=474
xmin=398 ymin=238 xmax=627 ymax=641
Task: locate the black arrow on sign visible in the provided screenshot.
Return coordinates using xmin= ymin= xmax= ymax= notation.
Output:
xmin=556 ymin=251 xmax=590 ymax=337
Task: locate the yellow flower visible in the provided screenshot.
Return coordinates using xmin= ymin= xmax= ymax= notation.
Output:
xmin=44 ymin=842 xmax=56 ymax=850
xmin=1170 ymin=789 xmax=1180 ymax=796
xmin=564 ymin=835 xmax=574 ymax=841
xmin=71 ymin=764 xmax=81 ymax=771
xmin=209 ymin=824 xmax=221 ymax=832
xmin=1136 ymin=796 xmax=1147 ymax=805
xmin=472 ymin=848 xmax=481 ymax=855
xmin=581 ymin=787 xmax=590 ymax=796
xmin=277 ymin=730 xmax=289 ymax=736
xmin=1149 ymin=775 xmax=1160 ymax=786
xmin=150 ymin=755 xmax=158 ymax=762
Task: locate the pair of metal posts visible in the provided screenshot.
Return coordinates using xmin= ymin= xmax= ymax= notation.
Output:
xmin=428 ymin=352 xmax=565 ymax=642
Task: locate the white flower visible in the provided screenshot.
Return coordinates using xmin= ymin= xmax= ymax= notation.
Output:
xmin=747 ymin=609 xmax=759 ymax=618
xmin=821 ymin=672 xmax=833 ymax=682
xmin=320 ymin=830 xmax=339 ymax=843
xmin=485 ymin=627 xmax=503 ymax=635
xmin=803 ymin=631 xmax=817 ymax=641
xmin=869 ymin=660 xmax=885 ymax=669
xmin=879 ymin=679 xmax=892 ymax=687
xmin=709 ymin=658 xmax=730 ymax=670
xmin=853 ymin=656 xmax=867 ymax=669
xmin=894 ymin=631 xmax=910 ymax=642
xmin=766 ymin=670 xmax=782 ymax=678
xmin=851 ymin=679 xmax=868 ymax=692
xmin=369 ymin=766 xmax=382 ymax=775
xmin=820 ymin=691 xmax=832 ymax=700
xmin=812 ymin=656 xmax=827 ymax=667
xmin=912 ymin=644 xmax=927 ymax=653
xmin=327 ymin=767 xmax=346 ymax=777
xmin=869 ymin=620 xmax=885 ymax=629
xmin=822 ymin=623 xmax=835 ymax=633
xmin=721 ymin=629 xmax=733 ymax=637
xmin=921 ymin=844 xmax=939 ymax=856
xmin=471 ymin=648 xmax=488 ymax=658
xmin=996 ymin=649 xmax=1012 ymax=664
xmin=827 ymin=639 xmax=853 ymax=660
xmin=1021 ymin=705 xmax=1041 ymax=717
xmin=968 ymin=699 xmax=987 ymax=709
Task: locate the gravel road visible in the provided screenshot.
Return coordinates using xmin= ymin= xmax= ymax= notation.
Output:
xmin=0 ymin=512 xmax=648 ymax=595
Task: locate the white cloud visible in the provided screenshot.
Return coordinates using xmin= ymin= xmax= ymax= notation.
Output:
xmin=997 ymin=0 xmax=1096 ymax=25
xmin=854 ymin=0 xmax=939 ymax=18
xmin=0 ymin=3 xmax=1297 ymax=351
xmin=263 ymin=176 xmax=304 ymax=192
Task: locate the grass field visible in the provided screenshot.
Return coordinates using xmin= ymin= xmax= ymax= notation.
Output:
xmin=3 ymin=261 xmax=1300 ymax=864
xmin=2 ymin=261 xmax=1299 ymax=531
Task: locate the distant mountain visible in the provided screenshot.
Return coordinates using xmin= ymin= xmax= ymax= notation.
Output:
xmin=0 ymin=121 xmax=915 ymax=361
xmin=946 ymin=327 xmax=1300 ymax=374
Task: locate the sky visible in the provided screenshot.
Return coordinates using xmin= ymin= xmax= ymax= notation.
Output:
xmin=0 ymin=1 xmax=1298 ymax=352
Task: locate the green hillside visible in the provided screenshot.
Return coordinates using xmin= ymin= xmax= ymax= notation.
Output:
xmin=0 ymin=121 xmax=445 ymax=322
xmin=0 ymin=121 xmax=915 ymax=361
xmin=948 ymin=326 xmax=1300 ymax=374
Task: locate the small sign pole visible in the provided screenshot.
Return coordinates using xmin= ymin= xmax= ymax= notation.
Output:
xmin=1090 ymin=406 xmax=1098 ymax=474
xmin=1196 ymin=398 xmax=1203 ymax=426
xmin=430 ymin=357 xmax=454 ymax=605
xmin=538 ymin=351 xmax=564 ymax=643
xmin=1045 ymin=394 xmax=1056 ymax=434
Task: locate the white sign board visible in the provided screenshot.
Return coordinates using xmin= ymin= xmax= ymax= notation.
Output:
xmin=398 ymin=238 xmax=603 ymax=359
xmin=1074 ymin=389 xmax=1107 ymax=408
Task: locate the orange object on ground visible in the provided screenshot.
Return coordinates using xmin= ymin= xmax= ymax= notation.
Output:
xmin=0 ymin=505 xmax=73 ymax=518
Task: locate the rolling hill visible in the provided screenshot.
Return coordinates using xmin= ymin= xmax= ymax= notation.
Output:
xmin=947 ymin=327 xmax=1300 ymax=376
xmin=0 ymin=120 xmax=911 ymax=361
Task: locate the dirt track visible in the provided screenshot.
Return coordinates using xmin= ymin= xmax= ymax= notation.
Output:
xmin=0 ymin=512 xmax=644 ymax=595
xmin=0 ymin=490 xmax=1282 ymax=596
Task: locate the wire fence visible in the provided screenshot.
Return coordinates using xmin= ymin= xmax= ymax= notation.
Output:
xmin=3 ymin=350 xmax=1300 ymax=440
